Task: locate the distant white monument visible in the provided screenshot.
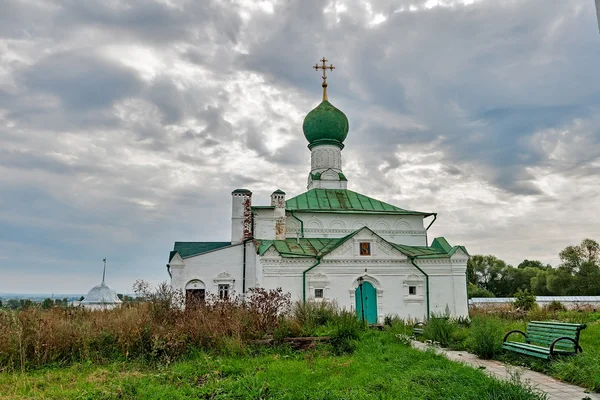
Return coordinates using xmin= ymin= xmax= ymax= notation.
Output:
xmin=80 ymin=258 xmax=122 ymax=310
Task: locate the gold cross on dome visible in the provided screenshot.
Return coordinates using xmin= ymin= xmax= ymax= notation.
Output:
xmin=313 ymin=57 xmax=335 ymax=100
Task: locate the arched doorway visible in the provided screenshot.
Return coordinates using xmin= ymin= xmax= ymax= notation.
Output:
xmin=185 ymin=279 xmax=206 ymax=306
xmin=355 ymin=281 xmax=377 ymax=324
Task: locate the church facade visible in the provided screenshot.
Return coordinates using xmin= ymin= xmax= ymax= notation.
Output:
xmin=167 ymin=59 xmax=469 ymax=322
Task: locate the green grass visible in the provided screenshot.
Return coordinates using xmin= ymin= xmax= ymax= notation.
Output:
xmin=416 ymin=309 xmax=600 ymax=393
xmin=0 ymin=331 xmax=545 ymax=400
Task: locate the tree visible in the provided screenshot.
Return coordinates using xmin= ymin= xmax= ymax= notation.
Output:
xmin=19 ymin=299 xmax=33 ymax=309
xmin=517 ymin=259 xmax=551 ymax=270
xmin=467 ymin=255 xmax=512 ymax=296
xmin=467 ymin=282 xmax=495 ymax=299
xmin=6 ymin=299 xmax=20 ymax=309
xmin=530 ymin=270 xmax=551 ymax=295
xmin=557 ymin=239 xmax=600 ymax=295
xmin=42 ymin=298 xmax=54 ymax=310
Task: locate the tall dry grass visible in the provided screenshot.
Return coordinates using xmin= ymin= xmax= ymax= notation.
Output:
xmin=0 ymin=286 xmax=294 ymax=371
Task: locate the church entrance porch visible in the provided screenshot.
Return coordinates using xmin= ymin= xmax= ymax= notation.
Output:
xmin=355 ymin=280 xmax=377 ymax=324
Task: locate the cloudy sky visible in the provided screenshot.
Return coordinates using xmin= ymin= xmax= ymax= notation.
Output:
xmin=1 ymin=0 xmax=599 ymax=294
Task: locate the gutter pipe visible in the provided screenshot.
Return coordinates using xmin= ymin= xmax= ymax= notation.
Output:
xmin=425 ymin=213 xmax=438 ymax=231
xmin=242 ymin=239 xmax=249 ymax=294
xmin=424 ymin=213 xmax=437 ymax=245
xmin=166 ymin=264 xmax=172 ymax=279
xmin=410 ymin=257 xmax=430 ymax=319
xmin=302 ymin=258 xmax=321 ymax=303
xmin=290 ymin=210 xmax=304 ymax=238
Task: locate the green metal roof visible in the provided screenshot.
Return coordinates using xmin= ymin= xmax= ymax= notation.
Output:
xmin=256 ymin=230 xmax=361 ymax=258
xmin=257 ymin=227 xmax=466 ymax=260
xmin=170 ymin=241 xmax=232 ymax=261
xmin=391 ymin=239 xmax=469 ymax=259
xmin=285 ymin=189 xmax=433 ymax=216
xmin=256 ymin=238 xmax=338 ymax=258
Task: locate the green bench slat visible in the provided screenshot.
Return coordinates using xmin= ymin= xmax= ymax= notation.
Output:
xmin=503 ymin=342 xmax=573 ymax=355
xmin=529 ymin=321 xmax=586 ymax=329
xmin=502 ymin=343 xmax=551 ymax=360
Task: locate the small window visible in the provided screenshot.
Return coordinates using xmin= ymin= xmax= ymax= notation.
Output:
xmin=359 ymin=242 xmax=371 ymax=256
xmin=218 ymin=284 xmax=229 ymax=299
xmin=409 ymin=286 xmax=417 ymax=295
xmin=314 ymin=289 xmax=324 ymax=299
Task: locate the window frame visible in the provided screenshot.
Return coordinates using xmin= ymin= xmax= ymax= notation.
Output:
xmin=218 ymin=284 xmax=229 ymax=300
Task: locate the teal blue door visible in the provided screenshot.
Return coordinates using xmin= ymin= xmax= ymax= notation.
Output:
xmin=355 ymin=282 xmax=377 ymax=324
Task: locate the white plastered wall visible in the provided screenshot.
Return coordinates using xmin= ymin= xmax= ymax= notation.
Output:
xmin=169 ymin=242 xmax=258 ymax=297
xmin=260 ymin=228 xmax=467 ymax=322
xmin=285 ymin=212 xmax=427 ymax=246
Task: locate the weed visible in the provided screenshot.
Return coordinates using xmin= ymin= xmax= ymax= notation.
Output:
xmin=467 ymin=316 xmax=504 ymax=359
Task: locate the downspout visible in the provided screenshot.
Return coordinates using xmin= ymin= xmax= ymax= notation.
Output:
xmin=424 ymin=213 xmax=437 ymax=245
xmin=166 ymin=264 xmax=172 ymax=279
xmin=302 ymin=258 xmax=321 ymax=303
xmin=290 ymin=210 xmax=304 ymax=238
xmin=410 ymin=257 xmax=430 ymax=319
xmin=242 ymin=240 xmax=247 ymax=294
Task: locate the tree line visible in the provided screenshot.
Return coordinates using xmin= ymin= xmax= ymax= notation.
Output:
xmin=468 ymin=238 xmax=600 ymax=298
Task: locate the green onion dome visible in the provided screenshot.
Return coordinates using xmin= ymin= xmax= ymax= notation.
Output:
xmin=302 ymin=100 xmax=349 ymax=149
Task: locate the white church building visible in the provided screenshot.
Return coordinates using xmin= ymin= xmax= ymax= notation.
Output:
xmin=167 ymin=59 xmax=469 ymax=323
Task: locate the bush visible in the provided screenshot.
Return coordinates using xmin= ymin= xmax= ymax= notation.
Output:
xmin=545 ymin=300 xmax=566 ymax=313
xmin=423 ymin=316 xmax=456 ymax=347
xmin=329 ymin=310 xmax=365 ymax=355
xmin=467 ymin=317 xmax=504 ymax=359
xmin=513 ymin=289 xmax=537 ymax=311
xmin=290 ymin=300 xmax=337 ymax=336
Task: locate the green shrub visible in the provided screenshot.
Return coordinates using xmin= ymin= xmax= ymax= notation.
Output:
xmin=290 ymin=300 xmax=337 ymax=336
xmin=545 ymin=300 xmax=566 ymax=313
xmin=423 ymin=316 xmax=455 ymax=347
xmin=329 ymin=310 xmax=364 ymax=355
xmin=449 ymin=327 xmax=470 ymax=350
xmin=467 ymin=317 xmax=504 ymax=359
xmin=513 ymin=289 xmax=537 ymax=311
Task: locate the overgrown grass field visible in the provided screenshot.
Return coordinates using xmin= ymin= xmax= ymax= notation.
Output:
xmin=418 ymin=305 xmax=600 ymax=392
xmin=0 ymin=331 xmax=545 ymax=400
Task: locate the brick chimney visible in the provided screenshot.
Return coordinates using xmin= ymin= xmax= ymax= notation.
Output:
xmin=271 ymin=189 xmax=286 ymax=240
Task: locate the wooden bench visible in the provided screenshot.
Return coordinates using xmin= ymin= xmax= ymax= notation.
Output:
xmin=502 ymin=321 xmax=587 ymax=359
xmin=413 ymin=322 xmax=425 ymax=337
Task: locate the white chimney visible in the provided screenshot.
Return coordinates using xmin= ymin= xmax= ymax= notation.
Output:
xmin=231 ymin=189 xmax=252 ymax=244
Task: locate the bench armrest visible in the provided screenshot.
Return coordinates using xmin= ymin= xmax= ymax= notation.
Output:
xmin=549 ymin=337 xmax=582 ymax=356
xmin=503 ymin=330 xmax=526 ymax=342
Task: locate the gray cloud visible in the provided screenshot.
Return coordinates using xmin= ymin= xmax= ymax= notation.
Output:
xmin=1 ymin=0 xmax=599 ymax=293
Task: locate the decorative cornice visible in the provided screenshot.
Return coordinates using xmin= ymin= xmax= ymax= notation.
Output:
xmin=287 ymin=228 xmax=426 ymax=236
